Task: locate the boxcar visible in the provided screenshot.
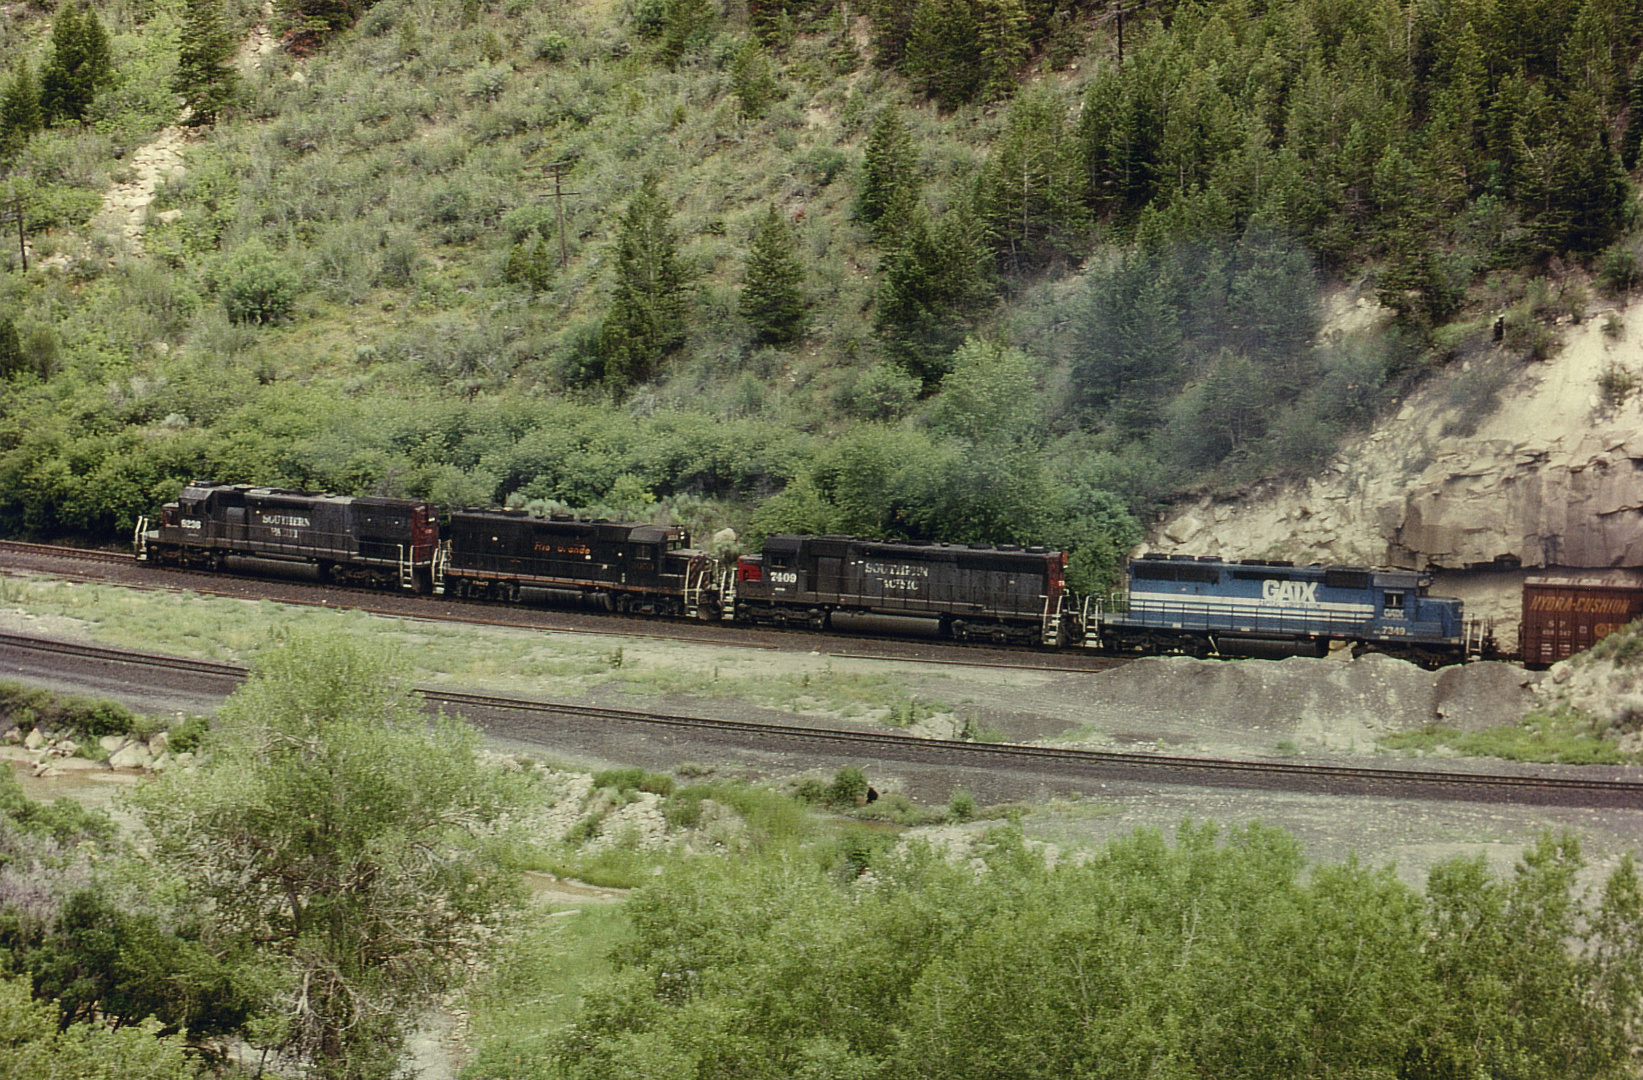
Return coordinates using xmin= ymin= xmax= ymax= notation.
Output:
xmin=731 ymin=534 xmax=1073 ymax=646
xmin=439 ymin=509 xmax=720 ymax=618
xmin=1520 ymin=571 xmax=1643 ymax=666
xmin=136 ymin=481 xmax=438 ymax=591
xmin=1089 ymin=555 xmax=1477 ymax=666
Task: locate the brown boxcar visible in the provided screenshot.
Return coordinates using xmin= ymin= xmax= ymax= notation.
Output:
xmin=1521 ymin=571 xmax=1643 ymax=666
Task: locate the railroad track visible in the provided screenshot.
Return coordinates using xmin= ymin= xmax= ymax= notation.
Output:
xmin=2 ymin=539 xmax=1112 ymax=672
xmin=4 ymin=632 xmax=1637 ymax=809
xmin=0 ymin=539 xmax=130 ymax=565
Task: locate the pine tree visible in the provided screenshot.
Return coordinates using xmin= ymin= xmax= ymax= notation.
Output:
xmin=599 ymin=175 xmax=688 ymax=389
xmin=0 ymin=316 xmax=24 ymax=380
xmin=502 ymin=236 xmax=555 ymax=293
xmin=740 ymin=205 xmax=807 ymax=346
xmin=174 ymin=0 xmax=239 ymax=126
xmin=903 ymin=0 xmax=981 ymax=107
xmin=976 ymin=90 xmax=1088 ymax=272
xmin=38 ymin=4 xmax=114 ymax=126
xmin=0 ymin=61 xmax=42 ymax=160
xmin=858 ymin=106 xmax=919 ymax=240
xmin=1070 ymin=251 xmax=1183 ymax=435
xmin=875 ymin=203 xmax=991 ymax=385
xmin=1622 ymin=60 xmax=1643 ymax=170
xmin=730 ymin=38 xmax=780 ymax=118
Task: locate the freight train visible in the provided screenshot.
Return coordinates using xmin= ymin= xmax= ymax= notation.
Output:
xmin=136 ymin=481 xmax=1513 ymax=667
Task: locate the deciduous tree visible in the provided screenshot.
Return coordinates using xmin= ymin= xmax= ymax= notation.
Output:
xmin=129 ymin=634 xmax=521 ymax=1080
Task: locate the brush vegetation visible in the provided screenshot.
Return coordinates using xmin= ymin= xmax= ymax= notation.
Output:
xmin=2 ymin=0 xmax=1642 ymax=590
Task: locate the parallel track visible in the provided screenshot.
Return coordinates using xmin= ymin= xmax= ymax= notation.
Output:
xmin=2 ymin=539 xmax=1116 ymax=671
xmin=4 ymin=632 xmax=1637 ymax=809
xmin=0 ymin=539 xmax=129 ymax=564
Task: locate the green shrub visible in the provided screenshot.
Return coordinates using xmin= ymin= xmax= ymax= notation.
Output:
xmin=219 ymin=248 xmax=300 ymax=325
xmin=825 ymin=765 xmax=869 ymax=807
xmin=535 ymin=31 xmax=571 ymax=61
xmin=947 ymin=789 xmax=976 ymax=822
xmin=592 ymin=767 xmax=675 ymax=795
xmin=168 ymin=715 xmax=211 ymax=753
xmin=0 ymin=682 xmax=135 ymax=739
xmin=1598 ymin=361 xmax=1638 ymax=406
xmin=1601 ymin=247 xmax=1641 ymax=294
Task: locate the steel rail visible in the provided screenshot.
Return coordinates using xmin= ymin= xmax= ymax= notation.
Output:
xmin=4 ymin=633 xmax=1626 ymax=808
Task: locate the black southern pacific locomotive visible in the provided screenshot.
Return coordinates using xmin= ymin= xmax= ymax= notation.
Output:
xmin=136 ymin=482 xmax=1494 ymax=665
xmin=137 ymin=481 xmax=439 ymax=591
xmin=731 ymin=534 xmax=1073 ymax=646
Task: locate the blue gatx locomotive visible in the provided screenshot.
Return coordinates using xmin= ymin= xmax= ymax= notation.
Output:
xmin=1087 ymin=555 xmax=1489 ymax=666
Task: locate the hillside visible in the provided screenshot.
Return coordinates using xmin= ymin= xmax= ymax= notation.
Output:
xmin=2 ymin=0 xmax=1642 ymax=594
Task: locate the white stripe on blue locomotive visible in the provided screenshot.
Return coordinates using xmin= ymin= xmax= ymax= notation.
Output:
xmin=1129 ymin=590 xmax=1375 ymax=617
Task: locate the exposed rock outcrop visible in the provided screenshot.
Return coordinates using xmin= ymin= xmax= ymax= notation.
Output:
xmin=1153 ymin=297 xmax=1643 ymax=646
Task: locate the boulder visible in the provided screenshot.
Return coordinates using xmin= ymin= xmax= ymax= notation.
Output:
xmin=148 ymin=730 xmax=169 ymax=754
xmin=23 ymin=728 xmax=45 ymax=750
xmin=99 ymin=735 xmax=125 ymax=753
xmin=109 ymin=742 xmax=153 ymax=770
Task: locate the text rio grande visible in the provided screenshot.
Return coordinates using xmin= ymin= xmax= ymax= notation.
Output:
xmin=1262 ymin=579 xmax=1319 ymax=605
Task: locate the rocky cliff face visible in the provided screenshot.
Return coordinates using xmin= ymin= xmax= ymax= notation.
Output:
xmin=1153 ymin=295 xmax=1643 ymax=645
xmin=1158 ymin=297 xmax=1643 ymax=573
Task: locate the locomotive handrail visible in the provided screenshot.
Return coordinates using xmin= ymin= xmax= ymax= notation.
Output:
xmin=1116 ymin=596 xmax=1456 ymax=642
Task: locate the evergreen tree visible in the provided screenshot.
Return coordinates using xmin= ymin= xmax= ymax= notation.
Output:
xmin=0 ymin=316 xmax=23 ymax=380
xmin=977 ymin=90 xmax=1088 ymax=272
xmin=38 ymin=4 xmax=114 ymax=126
xmin=730 ymin=38 xmax=780 ymax=118
xmin=875 ymin=203 xmax=992 ymax=386
xmin=902 ymin=0 xmax=981 ymax=107
xmin=275 ymin=0 xmax=374 ymax=43
xmin=502 ymin=236 xmax=555 ymax=293
xmin=1622 ymin=60 xmax=1643 ymax=170
xmin=174 ymin=0 xmax=239 ymax=126
xmin=1070 ymin=251 xmax=1184 ymax=435
xmin=858 ymin=106 xmax=919 ymax=240
xmin=1077 ymin=63 xmax=1158 ymax=221
xmin=864 ymin=0 xmax=920 ymax=69
xmin=740 ymin=205 xmax=807 ymax=346
xmin=599 ymin=175 xmax=688 ymax=389
xmin=0 ymin=61 xmax=42 ymax=160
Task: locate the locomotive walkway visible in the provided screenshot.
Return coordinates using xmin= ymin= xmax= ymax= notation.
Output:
xmin=3 ymin=632 xmax=1638 ymax=810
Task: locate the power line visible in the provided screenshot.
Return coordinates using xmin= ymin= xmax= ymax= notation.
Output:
xmin=523 ymin=159 xmax=581 ymax=268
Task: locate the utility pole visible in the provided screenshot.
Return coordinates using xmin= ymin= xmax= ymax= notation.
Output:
xmin=1111 ymin=1 xmax=1153 ymax=66
xmin=525 ymin=160 xmax=580 ymax=267
xmin=0 ymin=189 xmax=26 ymax=271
